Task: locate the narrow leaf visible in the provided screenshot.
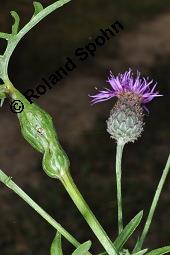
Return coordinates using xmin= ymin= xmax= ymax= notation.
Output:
xmin=72 ymin=241 xmax=92 ymax=255
xmin=114 ymin=211 xmax=143 ymax=251
xmin=50 ymin=232 xmax=63 ymax=255
xmin=33 ymin=1 xmax=44 ymax=17
xmin=133 ymin=237 xmax=140 ymax=253
xmin=10 ymin=11 xmax=20 ymax=34
xmin=145 ymin=246 xmax=170 ymax=255
xmin=133 ymin=249 xmax=148 ymax=255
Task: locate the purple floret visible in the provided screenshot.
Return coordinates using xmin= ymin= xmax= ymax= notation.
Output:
xmin=90 ymin=69 xmax=162 ymax=105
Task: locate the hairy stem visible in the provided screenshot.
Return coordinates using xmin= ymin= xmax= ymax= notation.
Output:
xmin=60 ymin=171 xmax=118 ymax=255
xmin=115 ymin=142 xmax=125 ymax=234
xmin=134 ymin=154 xmax=170 ymax=252
xmin=0 ymin=169 xmax=80 ymax=249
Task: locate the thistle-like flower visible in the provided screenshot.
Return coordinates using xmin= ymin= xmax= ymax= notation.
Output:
xmin=90 ymin=69 xmax=162 ymax=144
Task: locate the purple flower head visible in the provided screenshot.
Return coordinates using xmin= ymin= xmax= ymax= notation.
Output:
xmin=90 ymin=69 xmax=162 ymax=105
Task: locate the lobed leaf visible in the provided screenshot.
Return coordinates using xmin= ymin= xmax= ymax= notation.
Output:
xmin=72 ymin=241 xmax=92 ymax=255
xmin=0 ymin=0 xmax=72 ymax=81
xmin=50 ymin=232 xmax=63 ymax=255
xmin=33 ymin=1 xmax=44 ymax=17
xmin=114 ymin=211 xmax=143 ymax=251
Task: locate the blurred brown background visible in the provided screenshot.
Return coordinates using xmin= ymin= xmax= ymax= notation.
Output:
xmin=0 ymin=0 xmax=170 ymax=254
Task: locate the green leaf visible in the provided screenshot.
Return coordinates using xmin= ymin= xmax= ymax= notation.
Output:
xmin=33 ymin=1 xmax=44 ymax=17
xmin=10 ymin=11 xmax=20 ymax=35
xmin=50 ymin=232 xmax=63 ymax=255
xmin=114 ymin=211 xmax=143 ymax=251
xmin=72 ymin=241 xmax=92 ymax=255
xmin=145 ymin=246 xmax=170 ymax=255
xmin=133 ymin=249 xmax=148 ymax=255
xmin=133 ymin=237 xmax=140 ymax=253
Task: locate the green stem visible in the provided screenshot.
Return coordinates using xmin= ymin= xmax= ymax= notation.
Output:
xmin=134 ymin=154 xmax=170 ymax=252
xmin=60 ymin=171 xmax=118 ymax=255
xmin=0 ymin=169 xmax=80 ymax=249
xmin=0 ymin=0 xmax=72 ymax=81
xmin=115 ymin=142 xmax=125 ymax=234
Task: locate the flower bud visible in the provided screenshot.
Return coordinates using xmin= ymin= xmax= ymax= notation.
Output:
xmin=106 ymin=92 xmax=144 ymax=144
xmin=42 ymin=145 xmax=70 ymax=179
xmin=9 ymin=87 xmax=70 ymax=178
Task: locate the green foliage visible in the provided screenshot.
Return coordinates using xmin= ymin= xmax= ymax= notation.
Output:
xmin=114 ymin=211 xmax=143 ymax=251
xmin=97 ymin=211 xmax=143 ymax=255
xmin=72 ymin=241 xmax=92 ymax=255
xmin=134 ymin=156 xmax=170 ymax=252
xmin=10 ymin=11 xmax=20 ymax=35
xmin=98 ymin=248 xmax=148 ymax=255
xmin=0 ymin=32 xmax=10 ymax=40
xmin=0 ymin=1 xmax=170 ymax=255
xmin=145 ymin=247 xmax=170 ymax=255
xmin=50 ymin=233 xmax=91 ymax=255
xmin=51 ymin=232 xmax=63 ymax=255
xmin=33 ymin=1 xmax=44 ymax=17
xmin=133 ymin=249 xmax=148 ymax=255
xmin=133 ymin=238 xmax=140 ymax=254
xmin=0 ymin=0 xmax=72 ymax=81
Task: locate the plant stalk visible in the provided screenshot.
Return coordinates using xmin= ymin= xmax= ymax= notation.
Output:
xmin=115 ymin=142 xmax=125 ymax=234
xmin=0 ymin=169 xmax=80 ymax=249
xmin=0 ymin=0 xmax=72 ymax=81
xmin=134 ymin=154 xmax=170 ymax=252
xmin=60 ymin=171 xmax=118 ymax=255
